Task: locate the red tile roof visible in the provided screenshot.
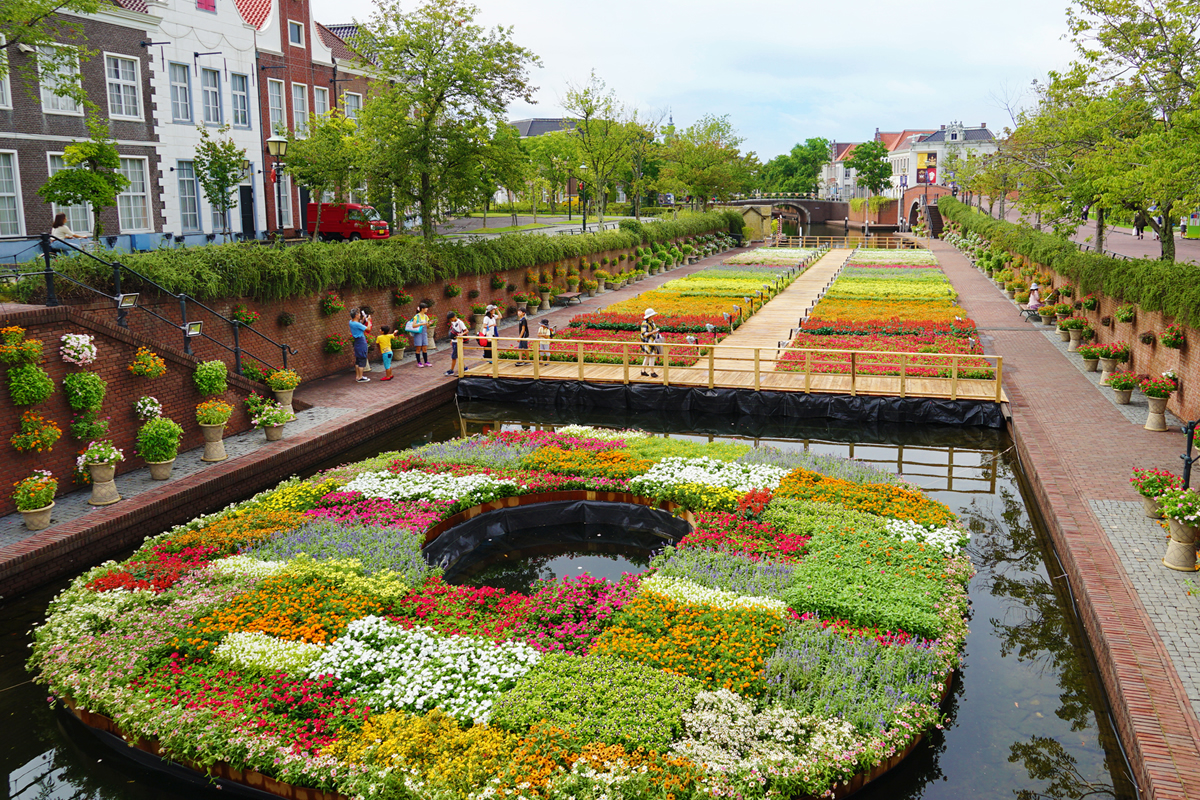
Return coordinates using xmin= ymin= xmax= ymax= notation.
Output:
xmin=235 ymin=0 xmax=272 ymax=30
xmin=832 ymin=142 xmax=859 ymax=162
xmin=889 ymin=129 xmax=935 ymax=151
xmin=316 ymin=22 xmax=358 ymax=62
xmin=108 ymin=0 xmax=149 ymax=13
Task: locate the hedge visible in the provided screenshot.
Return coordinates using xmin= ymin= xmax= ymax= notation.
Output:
xmin=20 ymin=212 xmax=737 ymax=304
xmin=939 ymin=197 xmax=1200 ymax=329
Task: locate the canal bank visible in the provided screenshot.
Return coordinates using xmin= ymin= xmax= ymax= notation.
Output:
xmin=928 ymin=236 xmax=1200 ymax=800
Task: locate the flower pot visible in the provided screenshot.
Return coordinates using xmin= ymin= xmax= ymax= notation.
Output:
xmin=472 ymin=313 xmax=484 ymax=329
xmin=87 ymin=463 xmax=120 ymax=506
xmin=539 ymin=292 xmax=552 ymax=311
xmin=1067 ymin=328 xmax=1082 ymax=352
xmin=273 ymin=389 xmax=294 ymax=416
xmin=1056 ymin=313 xmax=1069 ymax=323
xmin=1113 ymin=388 xmax=1133 ymax=405
xmin=1043 ymin=316 xmax=1057 ymax=328
xmin=200 ymin=422 xmax=228 ymax=462
xmin=264 ymin=424 xmax=285 ymax=442
xmin=20 ymin=501 xmax=54 ymax=531
xmin=1098 ymin=357 xmax=1118 ymax=383
xmin=1163 ymin=517 xmax=1199 ymax=571
xmin=147 ymin=458 xmax=175 ymax=480
xmin=1145 ymin=396 xmax=1169 ymax=432
xmin=1004 ymin=290 xmax=1015 ymax=299
xmin=598 ymin=280 xmax=608 ymax=291
xmin=586 ymin=289 xmax=595 ymax=298
xmin=1058 ymin=329 xmax=1070 ymax=342
xmin=516 ymin=301 xmax=528 ymax=313
xmin=1142 ymin=494 xmax=1164 ymax=519
xmin=1082 ymin=358 xmax=1099 ymax=372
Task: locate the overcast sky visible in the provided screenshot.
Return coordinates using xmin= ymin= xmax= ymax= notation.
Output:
xmin=308 ymin=0 xmax=1079 ymax=160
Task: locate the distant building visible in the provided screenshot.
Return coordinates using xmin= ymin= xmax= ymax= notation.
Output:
xmin=886 ymin=122 xmax=997 ymax=198
xmin=821 ymin=142 xmax=861 ymax=200
xmin=510 ymin=118 xmax=575 ymax=138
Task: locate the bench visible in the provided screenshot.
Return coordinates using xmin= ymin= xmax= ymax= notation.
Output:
xmin=556 ymin=291 xmax=583 ymax=306
xmin=1019 ymin=305 xmax=1043 ymax=322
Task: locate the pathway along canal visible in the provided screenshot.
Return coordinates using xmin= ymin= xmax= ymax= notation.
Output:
xmin=1 ymin=402 xmax=1136 ymax=800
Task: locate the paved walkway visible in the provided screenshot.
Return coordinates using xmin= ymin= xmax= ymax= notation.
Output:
xmin=928 ymin=237 xmax=1200 ymax=800
xmin=994 ymin=205 xmax=1200 ymax=265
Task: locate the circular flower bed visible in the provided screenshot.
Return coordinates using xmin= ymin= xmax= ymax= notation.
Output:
xmin=29 ymin=427 xmax=971 ymax=800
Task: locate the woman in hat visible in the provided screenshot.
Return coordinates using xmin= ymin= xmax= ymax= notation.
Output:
xmin=640 ymin=308 xmax=659 ymax=377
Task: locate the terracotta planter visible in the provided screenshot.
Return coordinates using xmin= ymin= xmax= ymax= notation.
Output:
xmin=273 ymin=389 xmax=294 ymax=416
xmin=1144 ymin=396 xmax=1169 ymax=431
xmin=1098 ymin=357 xmax=1118 ymax=383
xmin=264 ymin=424 xmax=285 ymax=442
xmin=1141 ymin=494 xmax=1164 ymax=519
xmin=147 ymin=459 xmax=175 ymax=480
xmin=1067 ymin=329 xmax=1082 ymax=351
xmin=87 ymin=463 xmax=120 ymax=506
xmin=20 ymin=501 xmax=54 ymax=531
xmin=200 ymin=422 xmax=228 ymax=462
xmin=1113 ymin=388 xmax=1133 ymax=405
xmin=1082 ymin=358 xmax=1099 ymax=372
xmin=1163 ymin=517 xmax=1199 ymax=571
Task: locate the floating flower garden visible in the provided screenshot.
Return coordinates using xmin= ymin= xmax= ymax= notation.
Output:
xmin=779 ymin=248 xmax=992 ymax=378
xmin=29 ymin=426 xmax=970 ymax=800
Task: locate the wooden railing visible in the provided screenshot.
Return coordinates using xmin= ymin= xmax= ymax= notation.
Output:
xmin=454 ymin=336 xmax=1004 ymax=402
xmin=767 ymin=235 xmax=924 ymax=249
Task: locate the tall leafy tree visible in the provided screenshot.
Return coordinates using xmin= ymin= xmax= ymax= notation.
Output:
xmin=1 ymin=0 xmax=100 ymax=106
xmin=524 ymin=129 xmax=578 ymax=215
xmin=286 ymin=111 xmax=359 ymax=239
xmin=193 ymin=124 xmax=248 ymax=237
xmin=761 ymin=138 xmax=829 ymax=194
xmin=562 ymin=72 xmax=640 ymax=225
xmin=844 ymin=139 xmax=891 ymax=197
xmin=352 ymin=0 xmax=538 ymax=237
xmin=660 ymin=114 xmax=747 ymax=209
xmin=37 ymin=115 xmax=127 ymax=239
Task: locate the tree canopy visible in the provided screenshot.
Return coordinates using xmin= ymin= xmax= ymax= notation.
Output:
xmin=761 ymin=138 xmax=829 ymax=194
xmin=844 ymin=140 xmax=891 ymax=196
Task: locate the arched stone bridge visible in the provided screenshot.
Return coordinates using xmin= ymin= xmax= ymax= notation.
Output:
xmin=721 ymin=196 xmax=850 ymax=225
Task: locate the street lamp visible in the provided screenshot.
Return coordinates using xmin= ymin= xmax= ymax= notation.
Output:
xmin=577 ymin=164 xmax=588 ymax=234
xmin=266 ymin=134 xmax=288 ymax=239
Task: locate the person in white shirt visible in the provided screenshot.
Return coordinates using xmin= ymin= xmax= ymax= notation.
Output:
xmin=444 ymin=311 xmax=469 ymax=376
xmin=51 ymin=213 xmax=88 ymax=250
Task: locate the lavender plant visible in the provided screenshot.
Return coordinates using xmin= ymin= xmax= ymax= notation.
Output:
xmin=246 ymin=520 xmax=433 ymax=580
xmin=651 ymin=545 xmax=796 ymax=600
xmin=406 ymin=436 xmax=542 ymax=469
xmin=738 ymin=446 xmax=904 ymax=485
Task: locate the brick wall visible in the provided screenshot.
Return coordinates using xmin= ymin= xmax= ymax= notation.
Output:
xmin=0 ymin=306 xmax=257 ymax=517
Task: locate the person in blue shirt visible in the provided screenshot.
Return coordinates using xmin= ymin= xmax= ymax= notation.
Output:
xmin=349 ymin=308 xmax=370 ymax=383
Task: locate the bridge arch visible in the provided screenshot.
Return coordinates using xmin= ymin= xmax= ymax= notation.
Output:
xmin=772 ymin=202 xmax=811 ymax=226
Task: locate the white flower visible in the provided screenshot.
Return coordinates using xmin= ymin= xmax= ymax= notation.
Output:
xmin=885 ymin=519 xmax=969 ymax=555
xmin=628 ymin=456 xmax=787 ymax=494
xmin=555 ymin=425 xmax=648 ymax=441
xmin=344 ymin=470 xmax=518 ymax=504
xmin=213 ymin=631 xmax=326 ymax=675
xmin=641 ymin=574 xmax=788 ymax=616
xmin=60 ymin=333 xmax=97 ymax=366
xmin=205 ymin=554 xmax=289 ymax=580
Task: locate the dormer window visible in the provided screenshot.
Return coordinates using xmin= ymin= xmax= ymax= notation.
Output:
xmin=950 ymin=133 xmax=957 ymax=140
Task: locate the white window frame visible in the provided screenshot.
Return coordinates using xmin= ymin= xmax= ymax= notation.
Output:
xmin=267 ymin=78 xmax=286 ymax=134
xmin=117 ymin=156 xmax=151 ymax=233
xmin=342 ymin=91 xmax=361 ymax=125
xmin=0 ymin=37 xmax=11 ymax=110
xmin=313 ymin=85 xmax=329 ymax=117
xmin=169 ymin=62 xmax=192 ymax=123
xmin=177 ymin=160 xmax=202 ymax=232
xmin=292 ymin=82 xmax=308 ymax=137
xmin=47 ymin=152 xmax=93 ymax=234
xmin=230 ymin=72 xmax=250 ymax=128
xmin=39 ymin=45 xmax=83 ymax=116
xmin=0 ymin=150 xmax=26 ymax=236
xmin=278 ymin=174 xmax=292 ymax=228
xmin=200 ymin=67 xmax=221 ymax=125
xmin=103 ymin=52 xmax=142 ymax=120
xmin=287 ymin=20 xmax=305 ymax=47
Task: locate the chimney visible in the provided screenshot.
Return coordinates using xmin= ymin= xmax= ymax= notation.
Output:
xmin=981 ymin=122 xmax=987 ymax=128
xmin=940 ymin=124 xmax=945 ymax=130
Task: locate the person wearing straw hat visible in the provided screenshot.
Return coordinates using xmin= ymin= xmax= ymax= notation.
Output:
xmin=640 ymin=308 xmax=660 ymax=378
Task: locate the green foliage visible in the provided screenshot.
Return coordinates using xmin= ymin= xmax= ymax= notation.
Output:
xmin=621 ymin=437 xmax=749 ymax=463
xmin=286 ymin=111 xmax=359 ymax=239
xmin=192 ymin=125 xmax=247 ymax=235
xmin=761 ymin=138 xmax=829 ymax=195
xmin=136 ymin=416 xmax=184 ymax=462
xmin=62 ymin=371 xmax=106 ymax=411
xmin=8 ymin=364 xmax=55 ymax=405
xmin=193 ymin=360 xmax=228 ymax=396
xmin=844 ymin=140 xmax=892 ymax=196
xmin=36 ymin=116 xmax=129 ymax=239
xmin=70 ymin=410 xmax=109 ymax=441
xmin=489 ymin=653 xmax=701 ymax=750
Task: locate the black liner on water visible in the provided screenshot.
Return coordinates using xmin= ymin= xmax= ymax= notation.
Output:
xmin=456 ymin=377 xmax=1005 ymax=429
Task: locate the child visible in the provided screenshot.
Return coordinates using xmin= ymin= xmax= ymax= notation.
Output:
xmin=407 ymin=302 xmax=431 ymax=367
xmin=444 ymin=311 xmax=469 ymax=376
xmin=375 ymin=325 xmax=396 ymax=380
xmin=537 ymin=318 xmax=553 ymax=363
xmin=515 ymin=307 xmax=530 ymax=365
xmin=349 ymin=308 xmax=370 ymax=383
xmin=639 ymin=308 xmax=659 ymax=378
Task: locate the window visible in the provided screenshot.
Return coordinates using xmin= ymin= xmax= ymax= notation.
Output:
xmin=267 ymin=79 xmax=286 ymax=134
xmin=288 ymin=21 xmax=304 ymax=47
xmin=104 ymin=54 xmax=140 ymax=118
xmin=231 ymin=73 xmax=250 ymax=127
xmin=277 ymin=174 xmax=292 ymax=228
xmin=342 ymin=91 xmax=361 ymax=125
xmin=197 ymin=0 xmax=215 ymax=10
xmin=39 ymin=46 xmax=82 ymax=115
xmin=313 ymin=86 xmax=328 ymax=117
xmin=117 ymin=158 xmax=149 ymax=232
xmin=0 ymin=152 xmax=24 ymax=235
xmin=177 ymin=161 xmax=201 ymax=232
xmin=48 ymin=154 xmax=91 ymax=233
xmin=201 ymin=68 xmax=221 ymax=124
xmin=169 ymin=63 xmax=191 ymax=122
xmin=292 ymin=83 xmax=308 ymax=137
xmin=0 ymin=39 xmax=12 ymax=110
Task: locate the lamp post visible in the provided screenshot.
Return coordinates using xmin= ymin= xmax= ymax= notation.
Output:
xmin=266 ymin=134 xmax=288 ymax=240
xmin=577 ymin=164 xmax=587 ymax=234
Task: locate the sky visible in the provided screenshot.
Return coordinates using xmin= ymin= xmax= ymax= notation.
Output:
xmin=308 ymin=0 xmax=1079 ymax=161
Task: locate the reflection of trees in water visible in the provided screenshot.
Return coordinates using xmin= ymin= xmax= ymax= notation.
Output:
xmin=1008 ymin=736 xmax=1117 ymax=800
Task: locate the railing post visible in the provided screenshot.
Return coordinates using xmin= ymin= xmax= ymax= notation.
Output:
xmin=662 ymin=344 xmax=670 ymax=385
xmin=493 ymin=337 xmax=500 ymax=378
xmin=754 ymin=348 xmax=760 ymax=391
xmin=622 ymin=342 xmax=629 ymax=384
xmin=532 ymin=337 xmax=541 ymax=380
xmin=994 ymin=356 xmax=1003 ymax=402
xmin=900 ymin=353 xmax=907 ymax=398
xmin=232 ymin=321 xmax=243 ymax=375
xmin=804 ymin=349 xmax=812 ymax=393
xmin=707 ymin=346 xmax=715 ymax=389
xmin=577 ymin=340 xmax=584 ymax=380
xmin=112 ymin=261 xmax=126 ymax=327
xmin=180 ymin=294 xmax=192 ymax=355
xmin=281 ymin=344 xmax=289 ymax=369
xmin=39 ymin=234 xmax=59 ymax=307
xmin=950 ymin=354 xmax=960 ymax=400
xmin=850 ymin=351 xmax=857 ymax=396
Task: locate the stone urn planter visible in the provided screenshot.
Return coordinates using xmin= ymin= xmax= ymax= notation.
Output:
xmin=20 ymin=502 xmax=54 ymax=531
xmin=1067 ymin=329 xmax=1082 ymax=352
xmin=1113 ymin=388 xmax=1133 ymax=405
xmin=586 ymin=288 xmax=596 ymax=298
xmin=1163 ymin=517 xmax=1198 ymax=571
xmin=1004 ymin=290 xmax=1015 ymax=299
xmin=264 ymin=424 xmax=285 ymax=442
xmin=539 ymin=292 xmax=552 ymax=311
xmin=515 ymin=301 xmax=528 ymax=314
xmin=273 ymin=389 xmax=294 ymax=416
xmin=1098 ymin=357 xmax=1118 ymax=383
xmin=598 ymin=280 xmax=608 ymax=291
xmin=1141 ymin=495 xmax=1164 ymax=519
xmin=87 ymin=463 xmax=120 ymax=506
xmin=1043 ymin=315 xmax=1057 ymax=328
xmin=1058 ymin=329 xmax=1071 ymax=342
xmin=1144 ymin=397 xmax=1169 ymax=431
xmin=147 ymin=459 xmax=175 ymax=481
xmin=1082 ymin=358 xmax=1099 ymax=372
xmin=200 ymin=423 xmax=228 ymax=462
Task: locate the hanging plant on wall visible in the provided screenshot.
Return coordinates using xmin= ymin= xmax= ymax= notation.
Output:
xmin=0 ymin=326 xmax=43 ymax=366
xmin=277 ymin=311 xmax=296 ymax=327
xmin=128 ymin=347 xmax=167 ymax=378
xmin=11 ymin=411 xmax=62 ymax=453
xmin=1139 ymin=332 xmax=1157 ymax=345
xmin=1161 ymin=324 xmax=1186 ymax=349
xmin=231 ymin=305 xmax=261 ymax=326
xmin=193 ymin=360 xmax=228 ymax=396
xmin=1114 ymin=304 xmax=1136 ymax=323
xmin=392 ymin=291 xmax=412 ymax=308
xmin=70 ymin=411 xmax=110 ymax=441
xmin=59 ymin=333 xmax=97 ymax=366
xmin=324 ymin=334 xmax=350 ymax=354
xmin=319 ymin=292 xmax=345 ymax=316
xmin=8 ymin=363 xmax=55 ymax=406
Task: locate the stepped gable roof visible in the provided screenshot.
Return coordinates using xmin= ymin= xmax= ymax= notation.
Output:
xmin=831 ymin=142 xmax=859 ymax=162
xmin=317 ymin=23 xmax=358 ymax=61
xmin=889 ymin=129 xmax=936 ymax=151
xmin=235 ymin=0 xmax=272 ymax=30
xmin=511 ymin=118 xmax=576 ymax=137
xmin=108 ymin=0 xmax=149 ymax=13
xmin=324 ymin=24 xmax=360 ymax=42
xmin=922 ymin=127 xmax=995 ymax=143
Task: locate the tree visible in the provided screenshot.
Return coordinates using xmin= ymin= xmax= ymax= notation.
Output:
xmin=286 ymin=111 xmax=359 ymax=239
xmin=660 ymin=114 xmax=747 ymax=210
xmin=1 ymin=0 xmax=100 ymax=106
xmin=353 ymin=0 xmax=538 ymax=238
xmin=562 ymin=72 xmax=640 ymax=225
xmin=844 ymin=140 xmax=891 ymax=197
xmin=37 ymin=115 xmax=127 ymax=239
xmin=192 ymin=124 xmax=247 ymax=238
xmin=761 ymin=138 xmax=829 ymax=194
xmin=525 ymin=129 xmax=578 ymax=215
xmin=478 ymin=121 xmax=530 ymax=227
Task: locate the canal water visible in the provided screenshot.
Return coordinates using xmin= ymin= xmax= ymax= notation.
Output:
xmin=1 ymin=401 xmax=1137 ymax=800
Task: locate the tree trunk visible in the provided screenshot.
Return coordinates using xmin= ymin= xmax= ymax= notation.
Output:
xmin=508 ymin=189 xmax=518 ymax=228
xmin=314 ymin=202 xmax=323 ymax=241
xmin=420 ymin=172 xmax=434 ymax=238
xmin=1095 ymin=207 xmax=1105 ymax=254
xmin=1159 ymin=201 xmax=1176 ymax=262
xmin=530 ymin=182 xmax=537 ymax=224
xmin=482 ymin=198 xmax=488 ymax=228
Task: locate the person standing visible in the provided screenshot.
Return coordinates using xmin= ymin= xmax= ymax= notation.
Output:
xmin=481 ymin=305 xmax=498 ymax=364
xmin=538 ymin=318 xmax=554 ymax=364
xmin=349 ymin=308 xmax=370 ymax=383
xmin=515 ymin=306 xmax=530 ymax=365
xmin=1133 ymin=212 xmax=1145 ymax=240
xmin=376 ymin=325 xmax=396 ymax=381
xmin=444 ymin=311 xmax=468 ymax=376
xmin=407 ymin=302 xmax=431 ymax=367
xmin=640 ymin=308 xmax=659 ymax=378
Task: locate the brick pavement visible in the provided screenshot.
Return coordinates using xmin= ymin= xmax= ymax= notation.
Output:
xmin=929 ymin=237 xmax=1200 ymax=800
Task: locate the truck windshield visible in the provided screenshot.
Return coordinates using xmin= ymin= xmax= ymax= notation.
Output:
xmin=361 ymin=207 xmax=383 ymax=222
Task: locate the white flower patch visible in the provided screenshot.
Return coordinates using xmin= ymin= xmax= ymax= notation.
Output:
xmin=206 ymin=554 xmax=289 ymax=580
xmin=307 ymin=617 xmax=541 ymax=723
xmin=850 ymin=249 xmax=938 ymax=266
xmin=213 ymin=631 xmax=326 ymax=675
xmin=642 ymin=574 xmax=788 ymax=617
xmin=628 ymin=456 xmax=788 ymax=494
xmin=344 ymin=471 xmax=518 ymax=504
xmin=885 ymin=519 xmax=970 ymax=555
xmin=555 ymin=424 xmax=648 ymax=441
xmin=724 ymin=248 xmax=816 ymax=266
